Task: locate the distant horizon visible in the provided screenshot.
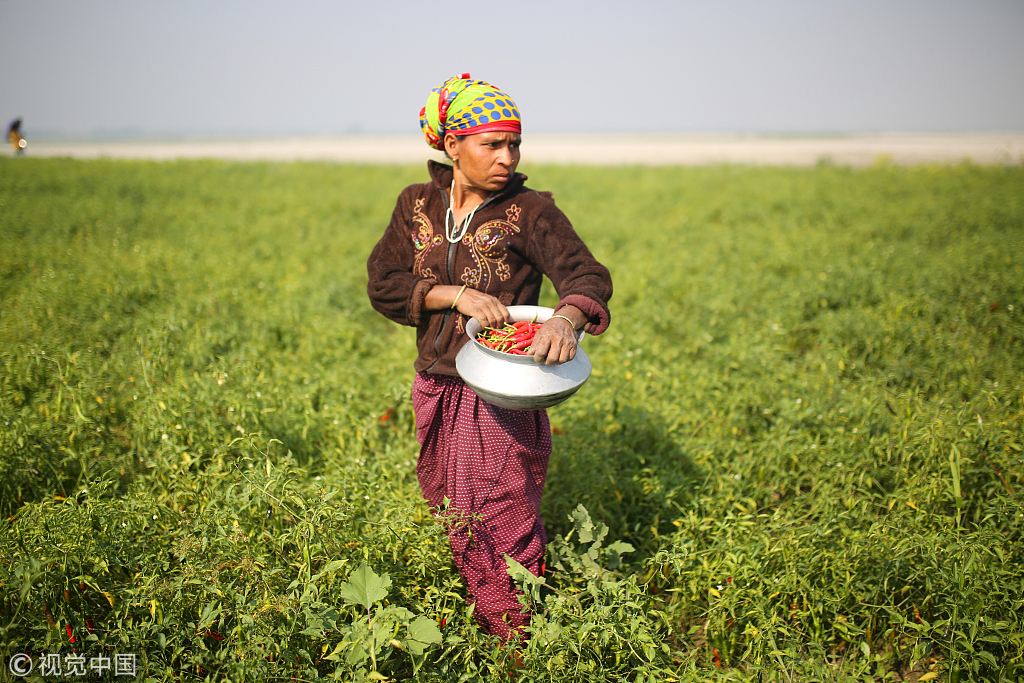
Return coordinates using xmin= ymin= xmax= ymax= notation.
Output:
xmin=17 ymin=128 xmax=1024 ymax=142
xmin=24 ymin=131 xmax=1024 ymax=167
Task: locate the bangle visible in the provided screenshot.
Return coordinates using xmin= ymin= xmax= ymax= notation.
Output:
xmin=451 ymin=284 xmax=468 ymax=309
xmin=549 ymin=314 xmax=576 ymax=331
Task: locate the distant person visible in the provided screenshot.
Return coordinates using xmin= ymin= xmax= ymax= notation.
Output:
xmin=7 ymin=118 xmax=26 ymax=156
xmin=367 ymin=74 xmax=612 ymax=640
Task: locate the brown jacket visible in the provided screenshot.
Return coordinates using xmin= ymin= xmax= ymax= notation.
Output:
xmin=367 ymin=161 xmax=612 ymax=376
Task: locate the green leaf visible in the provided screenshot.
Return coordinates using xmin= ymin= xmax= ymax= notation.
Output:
xmin=301 ymin=605 xmax=340 ymax=636
xmin=505 ymin=555 xmax=544 ymax=604
xmin=405 ymin=615 xmax=442 ymax=655
xmin=976 ymin=651 xmax=998 ymax=667
xmin=571 ymin=505 xmax=596 ymax=544
xmin=529 ymin=614 xmax=564 ymax=646
xmin=339 ymin=563 xmax=391 ymax=610
xmin=342 ymin=619 xmax=371 ymax=666
xmin=309 ymin=557 xmax=346 ymax=585
xmin=320 ymin=559 xmax=346 ymax=574
xmin=378 ymin=605 xmax=414 ymax=621
xmin=197 ymin=600 xmax=222 ymax=631
xmin=605 ymin=540 xmax=634 ymax=569
xmin=323 ymin=640 xmax=346 ymax=662
xmin=346 ymin=641 xmax=369 ymax=667
xmin=571 ymin=504 xmax=608 ymax=555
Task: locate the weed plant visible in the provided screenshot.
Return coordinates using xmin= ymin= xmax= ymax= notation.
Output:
xmin=1 ymin=157 xmax=1022 ymax=681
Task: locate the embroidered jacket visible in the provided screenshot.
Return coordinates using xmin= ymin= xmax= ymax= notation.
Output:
xmin=367 ymin=160 xmax=613 ymax=376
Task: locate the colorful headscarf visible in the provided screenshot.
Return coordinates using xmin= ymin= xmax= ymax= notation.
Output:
xmin=419 ymin=73 xmax=521 ymax=150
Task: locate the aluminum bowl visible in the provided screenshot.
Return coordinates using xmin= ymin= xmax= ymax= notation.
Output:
xmin=455 ymin=305 xmax=591 ymax=411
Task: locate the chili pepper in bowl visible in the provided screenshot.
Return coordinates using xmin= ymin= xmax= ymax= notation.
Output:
xmin=476 ymin=321 xmax=542 ymax=355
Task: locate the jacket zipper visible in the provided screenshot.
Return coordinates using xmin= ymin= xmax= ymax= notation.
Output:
xmin=422 ymin=186 xmax=500 ymax=373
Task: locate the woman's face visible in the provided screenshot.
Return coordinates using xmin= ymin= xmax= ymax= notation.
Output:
xmin=446 ymin=131 xmax=521 ymax=193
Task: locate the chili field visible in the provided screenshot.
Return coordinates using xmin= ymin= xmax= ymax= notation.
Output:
xmin=1 ymin=156 xmax=1022 ymax=682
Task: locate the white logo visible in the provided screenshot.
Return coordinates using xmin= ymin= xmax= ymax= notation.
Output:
xmin=9 ymin=651 xmax=137 ymax=677
xmin=8 ymin=654 xmax=33 ymax=676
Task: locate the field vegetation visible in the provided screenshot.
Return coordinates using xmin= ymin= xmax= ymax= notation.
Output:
xmin=1 ymin=156 xmax=1022 ymax=682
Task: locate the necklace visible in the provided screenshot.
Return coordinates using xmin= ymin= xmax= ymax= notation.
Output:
xmin=445 ymin=185 xmax=491 ymax=244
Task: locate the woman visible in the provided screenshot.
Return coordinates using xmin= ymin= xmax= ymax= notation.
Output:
xmin=7 ymin=118 xmax=26 ymax=156
xmin=366 ymin=74 xmax=612 ymax=639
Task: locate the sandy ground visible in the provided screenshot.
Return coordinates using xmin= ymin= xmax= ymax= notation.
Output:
xmin=25 ymin=132 xmax=1024 ymax=166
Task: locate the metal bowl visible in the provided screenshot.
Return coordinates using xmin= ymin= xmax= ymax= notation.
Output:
xmin=455 ymin=305 xmax=592 ymax=411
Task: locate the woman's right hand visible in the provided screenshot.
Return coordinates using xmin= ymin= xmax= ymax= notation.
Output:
xmin=455 ymin=287 xmax=509 ymax=330
xmin=424 ymin=284 xmax=508 ymax=329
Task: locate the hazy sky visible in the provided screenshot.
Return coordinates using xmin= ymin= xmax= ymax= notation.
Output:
xmin=2 ymin=0 xmax=1022 ymax=137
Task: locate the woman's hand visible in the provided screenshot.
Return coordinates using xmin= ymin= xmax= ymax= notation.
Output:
xmin=455 ymin=288 xmax=509 ymax=330
xmin=425 ymin=284 xmax=508 ymax=329
xmin=530 ymin=317 xmax=578 ymax=365
xmin=530 ymin=305 xmax=589 ymax=365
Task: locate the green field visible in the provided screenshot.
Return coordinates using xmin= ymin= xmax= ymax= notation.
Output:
xmin=1 ymin=157 xmax=1022 ymax=682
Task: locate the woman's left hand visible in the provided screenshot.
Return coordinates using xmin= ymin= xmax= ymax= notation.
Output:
xmin=531 ymin=316 xmax=579 ymax=365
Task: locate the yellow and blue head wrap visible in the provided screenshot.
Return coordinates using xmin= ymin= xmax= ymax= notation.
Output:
xmin=419 ymin=73 xmax=521 ymax=150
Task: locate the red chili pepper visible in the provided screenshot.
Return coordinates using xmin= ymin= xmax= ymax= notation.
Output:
xmin=66 ymin=624 xmax=76 ymax=643
xmin=478 ymin=321 xmax=541 ymax=355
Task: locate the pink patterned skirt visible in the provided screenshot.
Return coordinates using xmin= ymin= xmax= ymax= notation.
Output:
xmin=412 ymin=372 xmax=551 ymax=640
